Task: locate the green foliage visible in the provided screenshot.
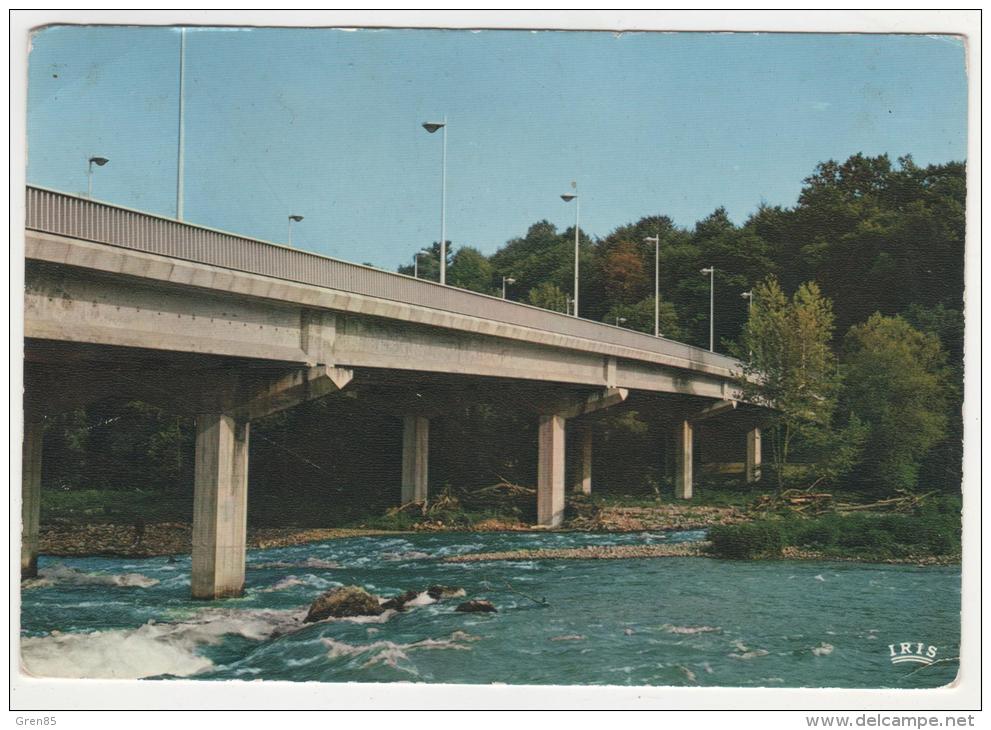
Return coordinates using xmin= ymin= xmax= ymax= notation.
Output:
xmin=41 ymin=488 xmax=191 ymax=524
xmin=709 ymin=504 xmax=961 ymax=560
xmin=841 ymin=314 xmax=951 ymax=493
xmin=603 ymin=296 xmax=682 ymax=339
xmin=448 ymin=246 xmax=495 ymax=294
xmin=527 ymin=281 xmax=569 ymax=313
xmin=733 ymin=277 xmax=856 ymax=489
xmin=709 ymin=522 xmax=784 ymax=559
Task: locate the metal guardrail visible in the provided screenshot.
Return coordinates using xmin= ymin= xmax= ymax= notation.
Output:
xmin=25 ymin=186 xmax=741 ymax=376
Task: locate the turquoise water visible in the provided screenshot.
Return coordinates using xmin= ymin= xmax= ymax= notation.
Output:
xmin=20 ymin=530 xmax=960 ymax=687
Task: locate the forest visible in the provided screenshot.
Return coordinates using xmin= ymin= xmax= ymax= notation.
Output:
xmin=37 ymin=153 xmax=967 ymax=524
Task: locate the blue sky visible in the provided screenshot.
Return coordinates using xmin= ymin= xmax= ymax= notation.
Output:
xmin=27 ymin=27 xmax=967 ymax=269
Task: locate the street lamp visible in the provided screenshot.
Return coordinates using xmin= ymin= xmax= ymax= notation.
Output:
xmin=615 ymin=316 xmax=628 ymax=327
xmin=413 ymin=249 xmax=430 ymax=279
xmin=700 ymin=266 xmax=715 ymax=352
xmin=87 ymin=156 xmax=109 ymax=198
xmin=644 ymin=234 xmax=661 ymax=337
xmin=741 ymin=290 xmax=754 ymax=359
xmin=561 ymin=183 xmax=580 ymax=318
xmin=741 ymin=289 xmax=753 ymax=316
xmin=287 ymin=215 xmax=304 ymax=246
xmin=422 ymin=117 xmax=448 ymax=285
xmin=502 ymin=276 xmax=516 ymax=299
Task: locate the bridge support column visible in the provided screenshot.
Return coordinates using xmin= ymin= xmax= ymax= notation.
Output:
xmin=674 ymin=420 xmax=693 ymax=500
xmin=538 ymin=414 xmax=566 ymax=526
xmin=21 ymin=416 xmax=43 ymax=579
xmin=746 ymin=427 xmax=762 ymax=483
xmin=401 ymin=415 xmax=430 ymax=504
xmin=192 ymin=413 xmax=250 ymax=600
xmin=573 ymin=426 xmax=592 ymax=495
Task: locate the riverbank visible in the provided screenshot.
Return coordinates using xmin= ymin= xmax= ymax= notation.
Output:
xmin=37 ymin=500 xmax=748 ymax=557
xmin=37 ymin=523 xmax=401 ymax=558
xmin=36 ymin=492 xmax=961 ymax=567
xmin=442 ymin=541 xmax=959 ymax=566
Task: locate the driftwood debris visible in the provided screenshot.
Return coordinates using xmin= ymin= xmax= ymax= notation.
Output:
xmin=749 ymin=488 xmax=935 ymax=516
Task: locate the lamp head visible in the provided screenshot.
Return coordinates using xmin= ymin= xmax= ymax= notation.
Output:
xmin=289 ymin=215 xmax=304 ymax=222
xmin=741 ymin=291 xmax=753 ymax=300
xmin=700 ymin=267 xmax=714 ymax=274
xmin=89 ymin=156 xmax=109 ymax=166
xmin=644 ymin=235 xmax=659 ymax=243
xmin=560 ymin=194 xmax=577 ymax=202
xmin=422 ymin=122 xmax=445 ymax=133
xmin=505 ymin=277 xmax=516 ymax=285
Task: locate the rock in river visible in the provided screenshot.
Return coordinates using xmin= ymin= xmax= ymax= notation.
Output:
xmin=427 ymin=585 xmax=466 ymax=600
xmin=455 ymin=599 xmax=497 ymax=613
xmin=305 ymin=586 xmax=384 ymax=622
xmin=379 ymin=589 xmax=420 ymax=611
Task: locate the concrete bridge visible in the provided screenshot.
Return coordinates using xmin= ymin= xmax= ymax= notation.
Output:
xmin=21 ymin=186 xmax=763 ymax=599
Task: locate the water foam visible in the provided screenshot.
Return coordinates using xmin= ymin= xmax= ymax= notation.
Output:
xmin=22 ymin=564 xmax=160 ymax=590
xmin=321 ymin=630 xmax=480 ymax=673
xmin=21 ymin=607 xmax=304 ymax=679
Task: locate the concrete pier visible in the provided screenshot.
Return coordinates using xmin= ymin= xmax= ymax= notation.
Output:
xmin=574 ymin=426 xmax=592 ymax=495
xmin=746 ymin=427 xmax=762 ymax=483
xmin=537 ymin=414 xmax=566 ymax=526
xmin=401 ymin=415 xmax=430 ymax=503
xmin=674 ymin=419 xmax=693 ymax=499
xmin=21 ymin=417 xmax=43 ymax=578
xmin=191 ymin=413 xmax=250 ymax=600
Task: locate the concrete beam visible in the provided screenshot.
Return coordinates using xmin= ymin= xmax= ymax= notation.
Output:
xmin=27 ymin=232 xmax=741 ymax=382
xmin=537 ymin=414 xmax=566 ymax=527
xmin=236 ymin=365 xmax=353 ymax=420
xmin=21 ymin=417 xmax=43 ymax=578
xmin=191 ymin=414 xmax=250 ymax=599
xmin=25 ymin=263 xmax=310 ymax=365
xmin=401 ymin=416 xmax=430 ymax=504
xmin=674 ymin=420 xmax=693 ymax=500
xmin=557 ymin=387 xmax=629 ymax=420
xmin=688 ymin=399 xmax=738 ymax=422
xmin=746 ymin=427 xmax=762 ymax=483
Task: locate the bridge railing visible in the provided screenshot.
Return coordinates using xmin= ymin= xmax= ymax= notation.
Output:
xmin=25 ymin=186 xmax=741 ymax=377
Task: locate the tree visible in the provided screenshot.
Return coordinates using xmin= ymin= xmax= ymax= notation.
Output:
xmin=603 ymin=296 xmax=682 ymax=340
xmin=841 ymin=314 xmax=950 ymax=493
xmin=527 ymin=282 xmax=569 ymax=313
xmin=733 ymin=277 xmax=853 ymax=489
xmin=448 ymin=246 xmax=495 ymax=294
xmin=395 ymin=240 xmax=453 ymax=282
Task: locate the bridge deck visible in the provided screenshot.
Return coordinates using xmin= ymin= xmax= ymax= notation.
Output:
xmin=24 ymin=186 xmax=739 ymax=377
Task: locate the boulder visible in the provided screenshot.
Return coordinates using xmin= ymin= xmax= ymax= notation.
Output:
xmin=455 ymin=599 xmax=497 ymax=613
xmin=427 ymin=585 xmax=466 ymax=600
xmin=304 ymin=586 xmax=384 ymax=622
xmin=380 ymin=589 xmax=419 ymax=611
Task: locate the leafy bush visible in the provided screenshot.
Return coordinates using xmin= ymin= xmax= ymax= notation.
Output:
xmin=709 ymin=521 xmax=784 ymax=559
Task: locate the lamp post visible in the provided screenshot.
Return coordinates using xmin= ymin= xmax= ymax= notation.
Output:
xmin=422 ymin=117 xmax=447 ymax=285
xmin=561 ymin=183 xmax=580 ymax=317
xmin=87 ymin=156 xmax=109 ymax=198
xmin=413 ymin=250 xmax=429 ymax=279
xmin=644 ymin=234 xmax=661 ymax=337
xmin=176 ymin=27 xmax=186 ymax=220
xmin=502 ymin=276 xmax=516 ymax=299
xmin=700 ymin=266 xmax=715 ymax=352
xmin=741 ymin=289 xmax=753 ymax=317
xmin=741 ymin=289 xmax=754 ymax=359
xmin=287 ymin=215 xmax=304 ymax=246
xmin=615 ymin=316 xmax=628 ymax=327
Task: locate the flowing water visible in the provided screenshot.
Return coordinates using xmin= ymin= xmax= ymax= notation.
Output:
xmin=20 ymin=530 xmax=960 ymax=688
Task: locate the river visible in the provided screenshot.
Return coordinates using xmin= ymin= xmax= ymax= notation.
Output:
xmin=19 ymin=530 xmax=960 ymax=688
